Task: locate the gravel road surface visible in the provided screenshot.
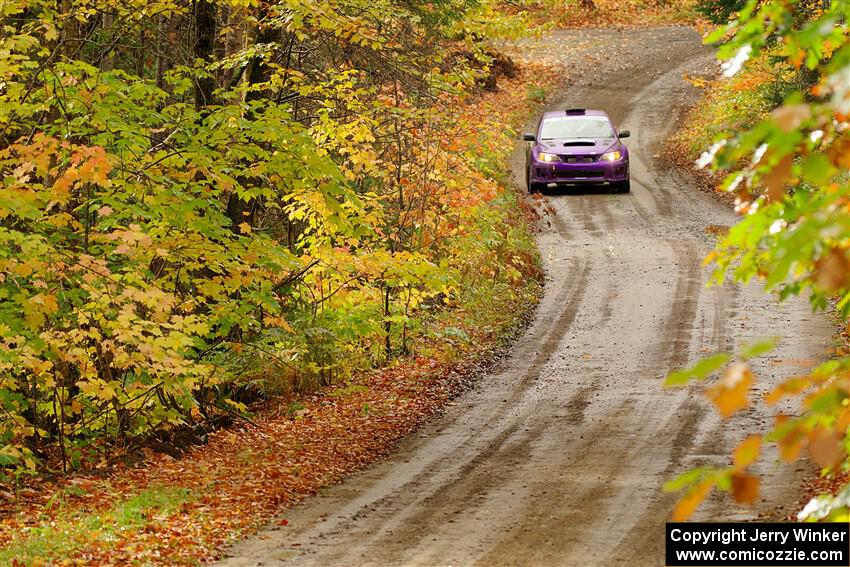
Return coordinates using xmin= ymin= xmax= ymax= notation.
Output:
xmin=217 ymin=26 xmax=832 ymax=567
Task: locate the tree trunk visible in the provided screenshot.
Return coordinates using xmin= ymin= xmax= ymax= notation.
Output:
xmin=384 ymin=285 xmax=392 ymax=361
xmin=61 ymin=0 xmax=81 ymax=60
xmin=101 ymin=12 xmax=114 ymax=72
xmin=194 ymin=0 xmax=216 ymax=109
xmin=225 ymin=17 xmax=277 ymax=231
xmin=136 ymin=25 xmax=145 ymax=77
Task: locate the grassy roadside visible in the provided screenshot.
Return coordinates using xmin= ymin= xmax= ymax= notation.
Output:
xmin=0 ymin=487 xmax=194 ymax=564
xmin=665 ymin=50 xmax=810 ymax=197
xmin=513 ymin=0 xmax=702 ymax=28
xmin=665 ymin=57 xmax=766 ymax=194
xmin=0 ymin=64 xmax=562 ymax=566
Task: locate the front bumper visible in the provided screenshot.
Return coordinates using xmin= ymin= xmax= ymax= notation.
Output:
xmin=530 ymin=159 xmax=629 ymax=185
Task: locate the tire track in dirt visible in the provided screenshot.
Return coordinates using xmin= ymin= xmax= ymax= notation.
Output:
xmin=472 ymin=398 xmax=640 ymax=567
xmin=622 ymin=50 xmax=717 ymax=225
xmin=550 ymin=202 xmax=573 ymax=240
xmin=558 ymin=193 xmax=602 ymax=237
xmin=536 ymin=38 xmax=711 ymax=232
xmin=312 ymin=419 xmax=551 ymax=567
xmin=404 ymin=246 xmax=587 ymax=436
xmin=468 ymin=36 xmax=745 ymax=566
xmin=363 ymin=418 xmax=554 ymax=566
xmin=660 ymin=240 xmax=703 ymax=373
xmin=217 ymin=27 xmax=833 ymax=567
xmin=479 ymin=234 xmax=707 ymax=566
xmin=388 ymin=250 xmax=620 ymax=566
xmin=239 ymin=259 xmax=593 ymax=567
xmin=607 ymin=247 xmax=739 ymax=564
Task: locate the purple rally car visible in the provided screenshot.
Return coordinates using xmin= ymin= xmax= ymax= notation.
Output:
xmin=523 ymin=109 xmax=630 ymax=194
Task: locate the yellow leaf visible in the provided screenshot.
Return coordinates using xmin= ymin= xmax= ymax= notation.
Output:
xmin=672 ymin=479 xmax=714 ymax=521
xmin=706 ymin=362 xmax=753 ymax=418
xmin=43 ymin=23 xmax=58 ymax=42
xmin=42 ymin=294 xmax=58 ymax=314
xmin=830 ymin=135 xmax=850 ymax=168
xmin=766 ymin=376 xmax=812 ymax=405
xmin=24 ymin=309 xmax=45 ymax=329
xmin=733 ymin=435 xmax=761 ymax=469
xmin=264 ymin=315 xmax=294 ymax=332
xmin=11 ymin=262 xmax=33 ymax=277
xmin=238 ymin=222 xmax=252 ymax=234
xmin=836 ymin=408 xmax=850 ymax=432
xmin=29 ymin=293 xmax=58 ymax=315
xmin=775 ymin=415 xmax=804 ymax=462
xmin=97 ymin=382 xmax=117 ymax=401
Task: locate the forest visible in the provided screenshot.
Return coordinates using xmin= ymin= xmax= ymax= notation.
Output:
xmin=0 ymin=0 xmax=543 ymax=477
xmin=1 ymin=0 xmax=850 ymax=564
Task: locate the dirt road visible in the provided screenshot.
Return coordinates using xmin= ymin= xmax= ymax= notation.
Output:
xmin=218 ymin=27 xmax=832 ymax=566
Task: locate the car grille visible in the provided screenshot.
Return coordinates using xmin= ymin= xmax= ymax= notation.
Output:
xmin=536 ymin=168 xmax=605 ymax=179
xmin=560 ymin=156 xmax=595 ymax=163
xmin=564 ymin=170 xmax=604 ymax=178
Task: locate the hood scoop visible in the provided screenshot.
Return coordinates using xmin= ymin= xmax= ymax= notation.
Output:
xmin=562 ymin=141 xmax=596 ymax=147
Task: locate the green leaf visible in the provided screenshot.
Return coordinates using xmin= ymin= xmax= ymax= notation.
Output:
xmin=663 ymin=466 xmax=718 ymax=492
xmin=738 ymin=337 xmax=778 ymax=360
xmin=665 ymin=353 xmax=732 ymax=386
xmin=801 ymin=153 xmax=833 ymax=185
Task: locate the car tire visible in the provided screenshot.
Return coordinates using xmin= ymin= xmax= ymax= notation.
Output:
xmin=528 ymin=181 xmax=545 ymax=194
xmin=617 ymin=179 xmax=631 ymax=193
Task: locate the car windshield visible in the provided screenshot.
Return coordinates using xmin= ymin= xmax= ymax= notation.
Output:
xmin=539 ymin=116 xmax=615 ymax=140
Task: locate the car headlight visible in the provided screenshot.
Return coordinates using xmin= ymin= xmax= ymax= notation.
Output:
xmin=600 ymin=150 xmax=622 ymax=162
xmin=537 ymin=152 xmax=560 ymax=163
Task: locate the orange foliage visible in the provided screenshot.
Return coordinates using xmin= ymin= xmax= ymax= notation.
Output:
xmin=0 ymin=60 xmax=558 ymax=565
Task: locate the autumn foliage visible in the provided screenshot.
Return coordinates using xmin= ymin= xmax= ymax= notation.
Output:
xmin=0 ymin=0 xmax=542 ymax=480
xmin=509 ymin=0 xmax=702 ymax=27
xmin=665 ymin=0 xmax=850 ymax=521
xmin=0 ymin=55 xmax=557 ymax=566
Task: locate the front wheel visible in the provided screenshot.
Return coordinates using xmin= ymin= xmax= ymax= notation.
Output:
xmin=529 ymin=182 xmax=546 ymax=194
xmin=526 ymin=167 xmax=544 ymax=194
xmin=616 ymin=179 xmax=631 ymax=193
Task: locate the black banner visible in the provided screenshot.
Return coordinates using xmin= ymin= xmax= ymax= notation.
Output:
xmin=666 ymin=523 xmax=849 ymax=566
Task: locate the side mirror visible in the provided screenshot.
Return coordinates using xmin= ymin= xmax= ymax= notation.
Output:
xmin=618 ymin=129 xmax=630 ymax=138
xmin=522 ymin=133 xmax=536 ymax=142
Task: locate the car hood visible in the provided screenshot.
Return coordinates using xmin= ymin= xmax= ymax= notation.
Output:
xmin=538 ymin=138 xmax=618 ymax=156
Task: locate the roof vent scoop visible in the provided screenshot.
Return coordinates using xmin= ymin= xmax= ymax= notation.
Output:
xmin=565 ymin=108 xmax=586 ymax=115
